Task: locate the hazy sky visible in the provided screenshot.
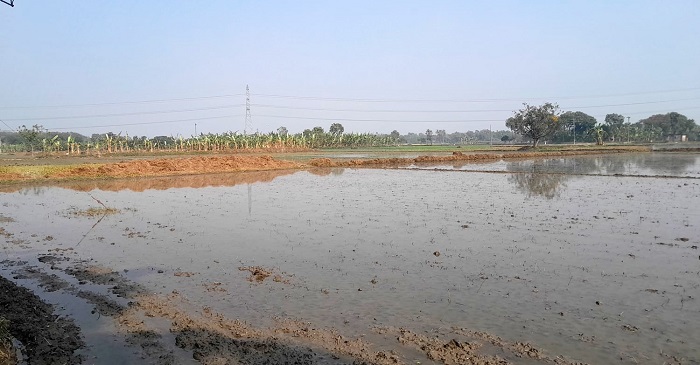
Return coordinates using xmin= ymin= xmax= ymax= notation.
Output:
xmin=1 ymin=1 xmax=698 ymax=137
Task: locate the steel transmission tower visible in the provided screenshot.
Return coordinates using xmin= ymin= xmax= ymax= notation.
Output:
xmin=244 ymin=85 xmax=252 ymax=135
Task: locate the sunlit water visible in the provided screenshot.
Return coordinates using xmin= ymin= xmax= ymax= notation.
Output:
xmin=1 ymin=153 xmax=699 ymax=364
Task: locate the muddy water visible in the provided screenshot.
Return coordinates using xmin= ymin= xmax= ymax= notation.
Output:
xmin=1 ymin=154 xmax=700 ymax=364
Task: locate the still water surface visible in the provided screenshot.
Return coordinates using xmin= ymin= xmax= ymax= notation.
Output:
xmin=1 ymin=152 xmax=699 ymax=364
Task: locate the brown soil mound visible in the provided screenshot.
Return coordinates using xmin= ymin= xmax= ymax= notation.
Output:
xmin=69 ymin=155 xmax=300 ymax=178
xmin=0 ymin=155 xmax=301 ymax=184
xmin=308 ymin=148 xmax=648 ymax=168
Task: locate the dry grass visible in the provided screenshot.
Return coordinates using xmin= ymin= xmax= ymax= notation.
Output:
xmin=70 ymin=207 xmax=120 ymax=217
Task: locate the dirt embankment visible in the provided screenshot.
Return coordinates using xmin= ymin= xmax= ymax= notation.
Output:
xmin=0 ymin=155 xmax=301 ymax=184
xmin=308 ymin=147 xmax=651 ymax=168
xmin=0 ymin=147 xmax=652 ymax=185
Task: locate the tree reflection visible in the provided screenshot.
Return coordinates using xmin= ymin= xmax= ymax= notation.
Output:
xmin=508 ymin=171 xmax=568 ymax=199
xmin=507 ymin=159 xmax=575 ymax=199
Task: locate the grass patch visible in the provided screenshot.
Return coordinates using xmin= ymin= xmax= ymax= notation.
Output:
xmin=70 ymin=207 xmax=120 ymax=217
xmin=0 ymin=165 xmax=76 ymax=178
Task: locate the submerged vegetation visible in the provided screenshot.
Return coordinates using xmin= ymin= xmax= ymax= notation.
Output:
xmin=69 ymin=207 xmax=120 ymax=217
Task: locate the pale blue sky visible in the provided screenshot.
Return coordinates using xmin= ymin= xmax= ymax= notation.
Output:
xmin=1 ymin=1 xmax=698 ymax=137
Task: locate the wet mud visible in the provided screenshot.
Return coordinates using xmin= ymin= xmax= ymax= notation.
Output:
xmin=0 ymin=274 xmax=84 ymax=365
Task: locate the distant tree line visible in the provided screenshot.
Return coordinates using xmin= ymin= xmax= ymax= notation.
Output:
xmin=1 ymin=110 xmax=697 ymax=154
xmin=505 ymin=103 xmax=699 ymax=147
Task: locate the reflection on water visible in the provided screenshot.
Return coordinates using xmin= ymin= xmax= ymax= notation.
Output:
xmin=508 ymin=172 xmax=568 ymax=199
xmin=0 ymin=169 xmax=301 ymax=195
xmin=406 ymin=153 xmax=700 ymax=199
xmin=506 ymin=158 xmax=584 ymax=199
xmin=505 ymin=154 xmax=700 ymax=198
xmin=307 ymin=168 xmax=345 ymax=177
xmin=411 ymin=153 xmax=700 ymax=177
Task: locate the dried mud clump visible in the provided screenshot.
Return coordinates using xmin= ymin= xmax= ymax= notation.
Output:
xmin=239 ymin=266 xmax=273 ymax=282
xmin=396 ymin=328 xmax=506 ymax=365
xmin=238 ymin=266 xmax=292 ymax=284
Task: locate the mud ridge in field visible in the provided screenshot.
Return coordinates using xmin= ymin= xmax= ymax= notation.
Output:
xmin=0 ymin=155 xmax=301 ymax=185
xmin=308 ymin=148 xmax=649 ymax=168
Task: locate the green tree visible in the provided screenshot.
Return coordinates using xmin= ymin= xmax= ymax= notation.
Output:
xmin=559 ymin=111 xmax=597 ymax=142
xmin=329 ymin=123 xmax=344 ymax=135
xmin=604 ymin=113 xmax=625 ymax=142
xmin=18 ymin=124 xmax=43 ymax=153
xmin=590 ymin=124 xmax=606 ymax=145
xmin=425 ymin=129 xmax=434 ymax=145
xmin=639 ymin=112 xmax=696 ymax=137
xmin=505 ymin=103 xmax=562 ymax=147
xmin=277 ymin=126 xmax=288 ymax=136
xmin=436 ymin=129 xmax=447 ymax=144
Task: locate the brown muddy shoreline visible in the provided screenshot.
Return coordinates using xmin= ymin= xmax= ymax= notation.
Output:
xmin=0 ymin=146 xmax=651 ymax=187
xmin=0 ymin=255 xmax=589 ymax=365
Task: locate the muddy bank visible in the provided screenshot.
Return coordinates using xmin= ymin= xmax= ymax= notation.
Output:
xmin=0 ymin=275 xmax=84 ymax=365
xmin=308 ymin=147 xmax=651 ymax=168
xmin=0 ymin=147 xmax=651 ymax=186
xmin=0 ymin=155 xmax=302 ymax=184
xmin=0 ymin=251 xmax=592 ymax=365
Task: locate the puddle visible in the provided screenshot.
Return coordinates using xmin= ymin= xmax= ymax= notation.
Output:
xmin=1 ymin=153 xmax=699 ymax=364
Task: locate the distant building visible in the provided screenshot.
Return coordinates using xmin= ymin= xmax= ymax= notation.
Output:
xmin=666 ymin=134 xmax=688 ymax=142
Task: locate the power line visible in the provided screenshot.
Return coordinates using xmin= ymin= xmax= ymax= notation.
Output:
xmin=3 ymin=97 xmax=696 ymax=124
xmin=3 ymin=104 xmax=245 ymax=122
xmin=252 ymin=87 xmax=700 ymax=103
xmin=47 ymin=115 xmax=245 ymax=130
xmin=252 ymin=104 xmax=514 ymax=113
xmin=0 ymin=119 xmax=17 ymax=131
xmin=251 ymin=97 xmax=700 ymax=113
xmin=255 ymin=114 xmax=504 ymax=123
xmin=0 ymin=94 xmax=245 ymax=110
xmin=563 ymin=97 xmax=700 ymax=109
xmin=1 ymin=87 xmax=697 ymax=110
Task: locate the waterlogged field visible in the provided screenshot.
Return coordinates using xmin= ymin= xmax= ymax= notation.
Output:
xmin=1 ymin=152 xmax=699 ymax=364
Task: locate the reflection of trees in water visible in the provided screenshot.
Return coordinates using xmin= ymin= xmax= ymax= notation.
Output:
xmin=18 ymin=186 xmax=47 ymax=196
xmin=508 ymin=172 xmax=568 ymax=199
xmin=506 ymin=159 xmax=580 ymax=199
xmin=507 ymin=154 xmax=700 ymax=198
xmin=586 ymin=154 xmax=698 ymax=175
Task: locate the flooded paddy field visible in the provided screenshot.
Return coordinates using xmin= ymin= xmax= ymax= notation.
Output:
xmin=1 ymin=152 xmax=699 ymax=364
